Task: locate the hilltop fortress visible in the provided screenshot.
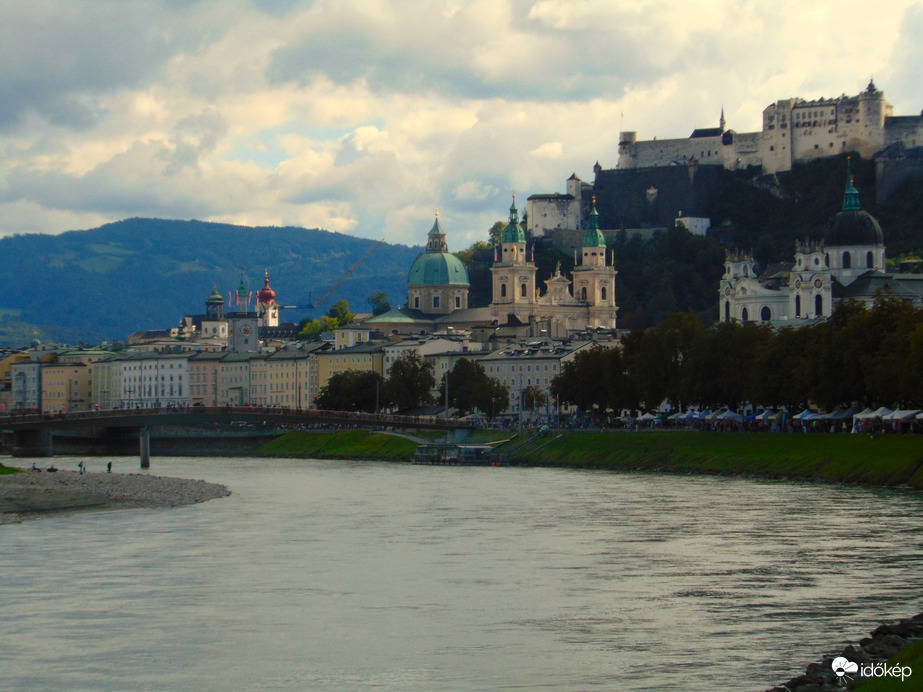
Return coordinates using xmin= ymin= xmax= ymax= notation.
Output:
xmin=528 ymin=81 xmax=923 ymax=244
xmin=617 ymin=80 xmax=923 ymax=175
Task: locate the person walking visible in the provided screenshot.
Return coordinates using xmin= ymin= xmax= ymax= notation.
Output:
xmin=107 ymin=461 xmax=112 ymax=474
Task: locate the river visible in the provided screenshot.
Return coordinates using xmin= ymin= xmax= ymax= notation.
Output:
xmin=1 ymin=456 xmax=921 ymax=691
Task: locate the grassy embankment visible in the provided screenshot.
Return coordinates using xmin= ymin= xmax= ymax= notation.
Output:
xmin=521 ymin=431 xmax=923 ymax=489
xmin=253 ymin=428 xmax=512 ymax=461
xmin=254 ymin=429 xmax=923 ymax=489
xmin=254 ymin=430 xmax=419 ymax=461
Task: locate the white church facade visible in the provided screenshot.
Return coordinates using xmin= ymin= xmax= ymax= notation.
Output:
xmin=719 ymin=163 xmax=922 ymax=324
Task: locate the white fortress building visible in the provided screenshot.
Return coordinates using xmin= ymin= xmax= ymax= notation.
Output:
xmin=618 ymin=81 xmax=923 ymax=175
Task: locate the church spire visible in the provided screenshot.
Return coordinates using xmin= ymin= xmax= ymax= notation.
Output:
xmin=843 ymin=156 xmax=861 ymax=211
xmin=720 ymin=105 xmax=726 ymax=132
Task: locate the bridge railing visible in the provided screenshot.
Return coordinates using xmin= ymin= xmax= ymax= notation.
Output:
xmin=1 ymin=405 xmax=474 ymax=430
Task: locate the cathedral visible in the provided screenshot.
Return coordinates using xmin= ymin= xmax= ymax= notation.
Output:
xmin=719 ymin=161 xmax=923 ymax=324
xmin=364 ymin=195 xmax=618 ymax=336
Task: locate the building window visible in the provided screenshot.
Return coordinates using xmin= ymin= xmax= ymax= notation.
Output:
xmin=724 ymin=301 xmax=730 ymax=322
xmin=760 ymin=306 xmax=771 ymax=321
xmin=741 ymin=307 xmax=749 ymax=322
xmin=795 ymin=295 xmax=801 ymax=317
xmin=414 ymin=296 xmax=419 ymax=309
xmin=500 ymin=284 xmax=507 ymax=298
xmin=433 ymin=296 xmax=440 ymax=309
xmin=520 ymin=283 xmax=526 ymax=297
xmin=866 ymin=251 xmax=873 ymax=268
xmin=815 ymin=295 xmax=823 ymax=316
xmin=580 ymin=287 xmax=587 ymax=301
xmin=455 ymin=296 xmax=460 ymax=308
xmin=842 ymin=252 xmax=851 ymax=269
xmin=600 ymin=287 xmax=607 ymax=300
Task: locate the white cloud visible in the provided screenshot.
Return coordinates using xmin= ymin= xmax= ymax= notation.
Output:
xmin=0 ymin=0 xmax=919 ymax=248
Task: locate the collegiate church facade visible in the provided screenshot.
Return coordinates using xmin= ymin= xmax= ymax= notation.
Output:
xmin=719 ymin=163 xmax=923 ymax=324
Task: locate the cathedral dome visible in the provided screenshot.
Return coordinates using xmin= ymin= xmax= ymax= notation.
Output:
xmin=408 ymin=252 xmax=469 ymax=286
xmin=823 ymin=209 xmax=883 ymax=247
xmin=823 ymin=163 xmax=883 ymax=247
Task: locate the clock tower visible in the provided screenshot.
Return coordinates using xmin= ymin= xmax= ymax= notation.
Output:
xmin=227 ymin=272 xmax=260 ymax=353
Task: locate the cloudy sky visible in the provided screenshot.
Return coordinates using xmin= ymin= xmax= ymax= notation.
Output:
xmin=1 ymin=0 xmax=921 ymax=248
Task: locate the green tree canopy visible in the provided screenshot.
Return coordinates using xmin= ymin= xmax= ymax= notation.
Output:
xmin=367 ymin=291 xmax=391 ymax=316
xmin=315 ymin=370 xmax=383 ymax=412
xmin=438 ymin=358 xmax=509 ymax=416
xmin=383 ymin=351 xmax=436 ymax=412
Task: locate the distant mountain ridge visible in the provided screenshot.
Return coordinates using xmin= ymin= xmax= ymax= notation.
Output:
xmin=0 ymin=218 xmax=422 ymax=347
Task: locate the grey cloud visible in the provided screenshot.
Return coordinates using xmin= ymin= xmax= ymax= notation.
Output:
xmin=0 ymin=1 xmax=228 ymax=131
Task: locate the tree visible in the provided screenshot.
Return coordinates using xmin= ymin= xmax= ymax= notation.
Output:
xmin=488 ymin=220 xmax=506 ymax=246
xmin=315 ymin=370 xmax=383 ymax=412
xmin=298 ymin=315 xmax=338 ymax=341
xmin=298 ymin=300 xmax=355 ymax=340
xmin=522 ymin=385 xmax=548 ymax=414
xmin=383 ymin=351 xmax=436 ymax=411
xmin=328 ymin=299 xmax=354 ymax=326
xmin=367 ymin=291 xmax=390 ymax=316
xmin=438 ymin=358 xmax=509 ymax=416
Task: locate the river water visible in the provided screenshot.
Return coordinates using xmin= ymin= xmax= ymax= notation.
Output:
xmin=1 ymin=456 xmax=922 ymax=691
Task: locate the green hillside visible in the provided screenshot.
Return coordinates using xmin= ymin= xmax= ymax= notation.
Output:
xmin=0 ymin=219 xmax=421 ymax=346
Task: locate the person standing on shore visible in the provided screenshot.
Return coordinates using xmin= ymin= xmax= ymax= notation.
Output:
xmin=107 ymin=461 xmax=112 ymax=474
xmin=78 ymin=461 xmax=85 ymax=475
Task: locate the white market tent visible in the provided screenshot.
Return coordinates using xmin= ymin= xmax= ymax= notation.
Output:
xmin=883 ymin=409 xmax=921 ymax=421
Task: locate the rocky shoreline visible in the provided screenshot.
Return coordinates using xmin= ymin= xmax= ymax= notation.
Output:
xmin=767 ymin=613 xmax=923 ymax=690
xmin=0 ymin=467 xmax=231 ymax=524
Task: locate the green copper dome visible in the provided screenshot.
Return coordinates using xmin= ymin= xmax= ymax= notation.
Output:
xmin=408 ymin=213 xmax=469 ymax=286
xmin=501 ymin=196 xmax=526 ymax=244
xmin=582 ymin=201 xmax=605 ymax=247
xmin=408 ymin=252 xmax=469 ymax=286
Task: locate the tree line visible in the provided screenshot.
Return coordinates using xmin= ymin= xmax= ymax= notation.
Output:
xmin=551 ymin=295 xmax=923 ymax=416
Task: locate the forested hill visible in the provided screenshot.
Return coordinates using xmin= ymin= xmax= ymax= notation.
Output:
xmin=0 ymin=219 xmax=420 ymax=347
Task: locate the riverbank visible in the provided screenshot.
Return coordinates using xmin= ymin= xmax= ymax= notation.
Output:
xmin=254 ymin=429 xmax=923 ymax=490
xmin=0 ymin=464 xmax=231 ymax=525
xmin=520 ymin=431 xmax=923 ymax=489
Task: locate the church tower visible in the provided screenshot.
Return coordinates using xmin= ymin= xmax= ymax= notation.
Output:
xmin=228 ymin=271 xmax=260 ymax=353
xmin=257 ymin=270 xmax=279 ymax=327
xmin=491 ymin=195 xmax=537 ymax=315
xmin=570 ymin=199 xmax=618 ymax=328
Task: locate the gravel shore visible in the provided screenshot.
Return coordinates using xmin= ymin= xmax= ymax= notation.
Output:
xmin=0 ymin=466 xmax=231 ymax=525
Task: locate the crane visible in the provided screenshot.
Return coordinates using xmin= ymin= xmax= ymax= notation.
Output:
xmin=279 ymin=238 xmax=385 ymax=312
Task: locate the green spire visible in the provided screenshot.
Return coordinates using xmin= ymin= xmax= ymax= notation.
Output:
xmin=843 ymin=157 xmax=861 ymax=211
xmin=206 ymin=284 xmax=224 ymax=305
xmin=501 ymin=194 xmax=526 ymax=243
xmin=582 ymin=196 xmax=606 ymax=247
xmin=428 ymin=209 xmax=445 ymax=236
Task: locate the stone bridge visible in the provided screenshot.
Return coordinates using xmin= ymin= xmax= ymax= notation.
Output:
xmin=1 ymin=406 xmax=475 ymax=463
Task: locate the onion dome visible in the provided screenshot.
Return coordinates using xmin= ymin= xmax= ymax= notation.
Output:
xmin=258 ymin=270 xmax=276 ymax=305
xmin=408 ymin=213 xmax=469 ymax=287
xmin=823 ymin=160 xmax=883 ymax=247
xmin=206 ymin=284 xmax=224 ymax=306
xmin=582 ymin=197 xmax=606 ymax=247
xmin=501 ymin=195 xmax=527 ymax=244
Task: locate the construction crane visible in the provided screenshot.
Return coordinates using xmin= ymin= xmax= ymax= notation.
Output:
xmin=280 ymin=238 xmax=385 ymax=312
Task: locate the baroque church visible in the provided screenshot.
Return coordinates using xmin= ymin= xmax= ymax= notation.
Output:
xmin=364 ymin=196 xmax=618 ymax=336
xmin=719 ymin=161 xmax=923 ymax=324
